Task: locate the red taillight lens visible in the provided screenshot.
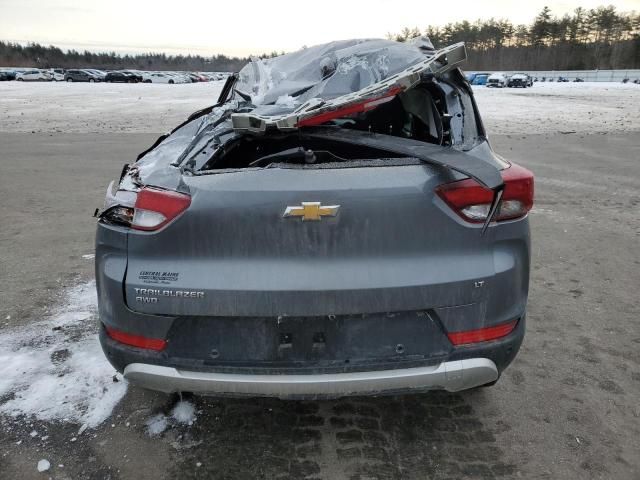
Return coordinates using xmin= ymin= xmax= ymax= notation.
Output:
xmin=447 ymin=320 xmax=518 ymax=346
xmin=102 ymin=185 xmax=191 ymax=231
xmin=132 ymin=187 xmax=191 ymax=231
xmin=105 ymin=326 xmax=167 ymax=351
xmin=436 ymin=163 xmax=534 ymax=223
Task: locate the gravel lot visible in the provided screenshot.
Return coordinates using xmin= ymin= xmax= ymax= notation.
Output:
xmin=0 ymin=81 xmax=639 ymax=479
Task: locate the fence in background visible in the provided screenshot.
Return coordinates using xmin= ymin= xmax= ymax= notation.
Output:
xmin=466 ymin=69 xmax=640 ymax=82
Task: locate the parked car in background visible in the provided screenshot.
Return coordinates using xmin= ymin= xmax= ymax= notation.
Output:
xmin=105 ymin=71 xmax=132 ymax=83
xmin=171 ymin=72 xmax=192 ymax=84
xmin=16 ymin=69 xmax=50 ymax=81
xmin=121 ymin=70 xmax=143 ymax=83
xmin=192 ymin=73 xmax=207 ymax=82
xmin=145 ymin=73 xmax=177 ymax=84
xmin=507 ymin=73 xmax=531 ymax=88
xmin=85 ymin=69 xmax=107 ymax=81
xmin=573 ymin=78 xmax=584 ymax=82
xmin=65 ymin=69 xmax=101 ymax=82
xmin=557 ymin=77 xmax=570 ymax=83
xmin=486 ymin=73 xmax=507 ymax=87
xmin=0 ymin=70 xmax=17 ymax=81
xmin=50 ymin=68 xmax=65 ymax=81
xmin=470 ymin=73 xmax=490 ymax=85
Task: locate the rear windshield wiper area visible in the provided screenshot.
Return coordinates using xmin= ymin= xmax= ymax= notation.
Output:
xmin=248 ymin=147 xmax=355 ymax=168
xmin=200 ymin=134 xmax=409 ymax=171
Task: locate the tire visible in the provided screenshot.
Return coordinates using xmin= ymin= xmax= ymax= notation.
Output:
xmin=17 ymin=78 xmax=24 ymax=81
xmin=89 ymin=78 xmax=95 ymax=83
xmin=66 ymin=78 xmax=73 ymax=82
xmin=168 ymin=79 xmax=174 ymax=84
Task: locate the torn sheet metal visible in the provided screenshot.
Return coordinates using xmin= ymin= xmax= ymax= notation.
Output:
xmin=232 ymin=41 xmax=467 ymax=134
xmin=127 ymin=38 xmax=501 ymax=196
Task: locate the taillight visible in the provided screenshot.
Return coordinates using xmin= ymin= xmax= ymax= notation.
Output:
xmin=132 ymin=188 xmax=191 ymax=231
xmin=436 ymin=163 xmax=534 ymax=223
xmin=105 ymin=326 xmax=167 ymax=351
xmin=101 ymin=186 xmax=191 ymax=231
xmin=447 ymin=320 xmax=518 ymax=346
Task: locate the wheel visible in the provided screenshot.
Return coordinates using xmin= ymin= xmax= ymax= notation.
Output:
xmin=89 ymin=78 xmax=95 ymax=83
xmin=17 ymin=77 xmax=24 ymax=81
xmin=66 ymin=78 xmax=73 ymax=82
xmin=168 ymin=79 xmax=174 ymax=84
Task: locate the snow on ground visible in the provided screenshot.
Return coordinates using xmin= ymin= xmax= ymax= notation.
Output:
xmin=0 ymin=80 xmax=638 ymax=136
xmin=472 ymin=82 xmax=640 ymax=135
xmin=0 ymin=281 xmax=127 ymax=429
xmin=145 ymin=400 xmax=198 ymax=436
xmin=0 ymin=81 xmax=224 ymax=134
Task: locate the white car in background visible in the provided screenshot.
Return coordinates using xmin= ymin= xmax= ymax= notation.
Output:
xmin=486 ymin=73 xmax=508 ymax=88
xmin=172 ymin=72 xmax=192 ymax=84
xmin=16 ymin=69 xmax=51 ymax=81
xmin=145 ymin=72 xmax=178 ymax=84
xmin=50 ymin=69 xmax=65 ymax=81
xmin=167 ymin=72 xmax=191 ymax=84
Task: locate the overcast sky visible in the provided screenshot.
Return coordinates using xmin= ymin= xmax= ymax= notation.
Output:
xmin=1 ymin=0 xmax=638 ymax=57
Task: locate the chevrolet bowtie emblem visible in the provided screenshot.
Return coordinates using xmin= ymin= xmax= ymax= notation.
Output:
xmin=283 ymin=202 xmax=340 ymax=221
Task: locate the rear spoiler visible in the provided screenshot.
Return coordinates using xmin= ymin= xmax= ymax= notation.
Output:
xmin=303 ymin=128 xmax=503 ymax=190
xmin=303 ymin=127 xmax=504 ymax=234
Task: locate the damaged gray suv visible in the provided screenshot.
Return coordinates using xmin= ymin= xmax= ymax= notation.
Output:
xmin=96 ymin=38 xmax=534 ymax=398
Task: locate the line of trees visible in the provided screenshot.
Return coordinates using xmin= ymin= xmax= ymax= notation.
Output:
xmin=390 ymin=6 xmax=640 ymax=70
xmin=0 ymin=42 xmax=271 ymax=71
xmin=2 ymin=6 xmax=638 ymax=72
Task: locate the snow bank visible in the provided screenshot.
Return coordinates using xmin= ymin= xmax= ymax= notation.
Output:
xmin=0 ymin=281 xmax=127 ymax=428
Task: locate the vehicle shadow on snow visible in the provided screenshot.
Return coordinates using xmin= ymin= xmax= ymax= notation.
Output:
xmin=147 ymin=389 xmax=516 ymax=479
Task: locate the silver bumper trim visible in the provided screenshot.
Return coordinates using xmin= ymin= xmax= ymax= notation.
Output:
xmin=123 ymin=358 xmax=498 ymax=397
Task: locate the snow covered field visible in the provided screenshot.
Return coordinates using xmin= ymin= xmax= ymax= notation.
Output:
xmin=0 ymin=81 xmax=638 ymax=135
xmin=473 ymin=82 xmax=640 ymax=135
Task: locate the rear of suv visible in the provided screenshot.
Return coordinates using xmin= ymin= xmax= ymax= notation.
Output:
xmin=96 ymin=39 xmax=533 ymax=398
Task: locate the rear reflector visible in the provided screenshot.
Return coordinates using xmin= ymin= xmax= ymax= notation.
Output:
xmin=436 ymin=163 xmax=534 ymax=223
xmin=447 ymin=320 xmax=518 ymax=346
xmin=105 ymin=326 xmax=167 ymax=351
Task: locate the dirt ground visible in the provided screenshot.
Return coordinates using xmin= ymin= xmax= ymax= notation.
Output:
xmin=0 ymin=83 xmax=639 ymax=479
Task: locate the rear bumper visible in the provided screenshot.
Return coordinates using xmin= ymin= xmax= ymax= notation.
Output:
xmin=100 ymin=315 xmax=525 ymax=397
xmin=123 ymin=358 xmax=498 ymax=398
